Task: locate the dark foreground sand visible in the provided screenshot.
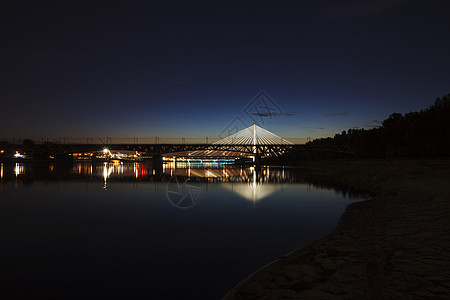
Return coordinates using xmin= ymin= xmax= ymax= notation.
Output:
xmin=224 ymin=160 xmax=450 ymax=299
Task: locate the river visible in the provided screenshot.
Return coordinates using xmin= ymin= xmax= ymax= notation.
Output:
xmin=0 ymin=161 xmax=367 ymax=299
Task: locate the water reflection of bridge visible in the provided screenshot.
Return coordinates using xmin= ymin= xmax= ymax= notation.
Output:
xmin=164 ymin=164 xmax=290 ymax=182
xmin=102 ymin=163 xmax=292 ymax=204
xmin=2 ymin=162 xmax=364 ymax=203
xmin=65 ymin=161 xmax=295 ymax=184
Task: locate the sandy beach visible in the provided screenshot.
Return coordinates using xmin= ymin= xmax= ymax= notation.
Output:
xmin=224 ymin=160 xmax=450 ymax=299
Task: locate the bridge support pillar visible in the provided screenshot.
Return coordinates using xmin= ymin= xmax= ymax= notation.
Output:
xmin=254 ymin=154 xmax=262 ymax=165
xmin=152 ymin=154 xmax=163 ymax=171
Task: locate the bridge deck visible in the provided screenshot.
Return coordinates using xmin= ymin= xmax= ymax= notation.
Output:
xmin=2 ymin=143 xmax=357 ymax=156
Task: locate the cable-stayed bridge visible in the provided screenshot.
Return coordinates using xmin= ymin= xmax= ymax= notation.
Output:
xmin=1 ymin=124 xmax=357 ymax=160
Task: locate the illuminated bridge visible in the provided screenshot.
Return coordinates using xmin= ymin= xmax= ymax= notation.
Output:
xmin=2 ymin=124 xmax=357 ymax=163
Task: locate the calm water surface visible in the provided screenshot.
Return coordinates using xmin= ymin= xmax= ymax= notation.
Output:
xmin=0 ymin=162 xmax=366 ymax=299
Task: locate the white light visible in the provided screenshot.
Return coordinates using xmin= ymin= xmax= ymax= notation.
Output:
xmin=103 ymin=149 xmax=109 ymax=154
xmin=103 ymin=162 xmax=112 ymax=182
xmin=15 ymin=163 xmax=23 ymax=177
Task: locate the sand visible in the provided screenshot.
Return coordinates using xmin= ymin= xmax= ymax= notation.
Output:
xmin=224 ymin=160 xmax=450 ymax=299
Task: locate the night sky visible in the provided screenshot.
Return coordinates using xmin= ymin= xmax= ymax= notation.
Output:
xmin=2 ymin=1 xmax=450 ymax=143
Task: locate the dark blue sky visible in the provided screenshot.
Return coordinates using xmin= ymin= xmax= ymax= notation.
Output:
xmin=2 ymin=1 xmax=450 ymax=143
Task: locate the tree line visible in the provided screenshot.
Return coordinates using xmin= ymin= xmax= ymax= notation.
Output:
xmin=307 ymin=94 xmax=450 ymax=158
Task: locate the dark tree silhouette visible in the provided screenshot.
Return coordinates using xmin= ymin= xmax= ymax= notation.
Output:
xmin=307 ymin=94 xmax=450 ymax=158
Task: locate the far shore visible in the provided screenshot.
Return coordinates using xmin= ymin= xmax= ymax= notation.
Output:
xmin=224 ymin=159 xmax=450 ymax=299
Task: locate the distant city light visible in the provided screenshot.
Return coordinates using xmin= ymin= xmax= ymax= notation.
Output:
xmin=14 ymin=152 xmax=25 ymax=158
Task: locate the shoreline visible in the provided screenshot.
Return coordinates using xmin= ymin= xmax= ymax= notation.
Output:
xmin=224 ymin=160 xmax=450 ymax=299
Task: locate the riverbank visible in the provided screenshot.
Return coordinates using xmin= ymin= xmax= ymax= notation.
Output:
xmin=224 ymin=159 xmax=450 ymax=299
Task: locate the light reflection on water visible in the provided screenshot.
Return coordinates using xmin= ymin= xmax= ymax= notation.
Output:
xmin=0 ymin=162 xmax=367 ymax=299
xmin=14 ymin=163 xmax=24 ymax=177
xmin=64 ymin=162 xmax=300 ymax=184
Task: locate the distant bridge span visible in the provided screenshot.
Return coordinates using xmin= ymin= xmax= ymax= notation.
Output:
xmin=3 ymin=124 xmax=357 ymax=158
xmin=5 ymin=143 xmax=357 ymax=157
